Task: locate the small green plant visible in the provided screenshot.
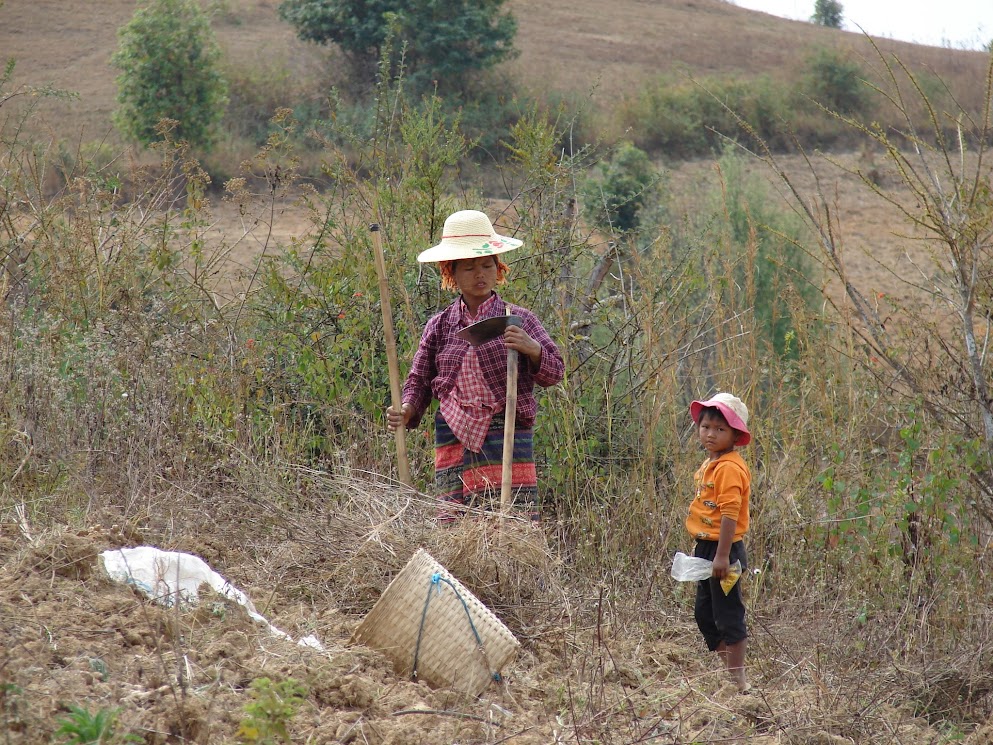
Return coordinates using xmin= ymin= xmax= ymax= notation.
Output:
xmin=709 ymin=146 xmax=818 ymax=361
xmin=1 ymin=682 xmax=24 ymax=740
xmin=617 ymin=73 xmax=797 ymax=157
xmin=237 ymin=677 xmax=308 ymax=744
xmin=54 ymin=705 xmax=139 ymax=745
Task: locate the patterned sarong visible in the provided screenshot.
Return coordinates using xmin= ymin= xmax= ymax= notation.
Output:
xmin=434 ymin=411 xmax=538 ymax=522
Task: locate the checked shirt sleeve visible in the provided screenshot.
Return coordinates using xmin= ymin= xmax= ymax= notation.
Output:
xmin=402 ymin=317 xmax=440 ymax=429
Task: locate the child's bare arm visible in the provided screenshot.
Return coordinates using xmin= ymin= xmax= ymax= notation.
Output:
xmin=712 ymin=516 xmax=737 ymax=578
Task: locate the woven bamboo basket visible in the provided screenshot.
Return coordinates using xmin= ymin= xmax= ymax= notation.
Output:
xmin=351 ymin=548 xmax=519 ymax=696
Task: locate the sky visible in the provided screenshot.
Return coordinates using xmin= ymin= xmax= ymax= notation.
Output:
xmin=732 ymin=1 xmax=993 ymax=51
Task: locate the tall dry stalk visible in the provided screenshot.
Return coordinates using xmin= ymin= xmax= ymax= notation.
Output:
xmin=746 ymin=45 xmax=993 ymax=521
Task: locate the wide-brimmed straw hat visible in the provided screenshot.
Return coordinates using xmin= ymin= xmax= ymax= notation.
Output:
xmin=417 ymin=210 xmax=523 ymax=263
xmin=690 ymin=392 xmax=751 ymax=446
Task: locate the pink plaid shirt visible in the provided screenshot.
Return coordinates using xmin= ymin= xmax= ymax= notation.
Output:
xmin=438 ymin=296 xmax=501 ymax=452
xmin=401 ymin=292 xmax=565 ymax=444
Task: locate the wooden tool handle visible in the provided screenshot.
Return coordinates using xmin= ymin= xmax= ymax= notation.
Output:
xmin=371 ymin=223 xmax=412 ymax=487
xmin=500 ymin=313 xmax=520 ymax=513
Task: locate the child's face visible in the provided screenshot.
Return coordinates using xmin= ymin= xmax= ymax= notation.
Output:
xmin=698 ymin=411 xmax=738 ymax=458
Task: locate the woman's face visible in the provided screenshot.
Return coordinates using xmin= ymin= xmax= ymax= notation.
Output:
xmin=454 ymin=256 xmax=499 ymax=305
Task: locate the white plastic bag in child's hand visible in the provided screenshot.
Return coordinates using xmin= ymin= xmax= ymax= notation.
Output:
xmin=670 ymin=552 xmax=743 ymax=594
xmin=670 ymin=551 xmax=715 ymax=581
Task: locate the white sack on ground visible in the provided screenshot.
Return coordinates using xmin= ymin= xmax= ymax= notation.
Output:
xmin=100 ymin=546 xmax=324 ymax=651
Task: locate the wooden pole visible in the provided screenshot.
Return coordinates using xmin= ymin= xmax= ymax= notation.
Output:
xmin=500 ymin=311 xmax=519 ymax=514
xmin=371 ymin=223 xmax=412 ymax=487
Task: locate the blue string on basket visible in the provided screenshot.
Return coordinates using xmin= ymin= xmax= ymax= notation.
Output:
xmin=411 ymin=571 xmax=502 ymax=683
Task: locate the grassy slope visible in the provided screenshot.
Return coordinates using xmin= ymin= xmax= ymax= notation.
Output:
xmin=3 ymin=0 xmax=989 ymax=144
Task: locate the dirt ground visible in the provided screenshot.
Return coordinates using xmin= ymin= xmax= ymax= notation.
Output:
xmin=0 ymin=511 xmax=740 ymax=744
xmin=5 ymin=493 xmax=990 ymax=745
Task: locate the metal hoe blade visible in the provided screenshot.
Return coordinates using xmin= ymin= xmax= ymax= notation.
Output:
xmin=456 ymin=315 xmax=522 ymax=346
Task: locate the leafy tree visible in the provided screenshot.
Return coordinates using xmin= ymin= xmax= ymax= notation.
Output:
xmin=811 ymin=0 xmax=844 ymax=29
xmin=394 ymin=0 xmax=517 ymax=94
xmin=112 ymin=0 xmax=228 ymax=150
xmin=278 ymin=0 xmax=517 ymax=95
xmin=276 ymin=0 xmax=391 ymax=69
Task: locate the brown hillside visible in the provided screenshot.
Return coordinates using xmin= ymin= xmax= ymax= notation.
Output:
xmin=509 ymin=0 xmax=990 ymax=104
xmin=3 ymin=0 xmax=990 ymax=143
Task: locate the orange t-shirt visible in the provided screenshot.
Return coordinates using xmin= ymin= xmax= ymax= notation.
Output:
xmin=685 ymin=451 xmax=750 ymax=541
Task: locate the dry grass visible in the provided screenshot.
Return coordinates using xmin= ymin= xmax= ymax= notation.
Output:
xmin=224 ymin=462 xmax=569 ymax=637
xmin=6 ymin=465 xmax=989 ymax=743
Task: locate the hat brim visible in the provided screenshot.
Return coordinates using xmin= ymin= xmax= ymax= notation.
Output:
xmin=690 ymin=398 xmax=751 ymax=446
xmin=417 ymin=235 xmax=522 ymax=263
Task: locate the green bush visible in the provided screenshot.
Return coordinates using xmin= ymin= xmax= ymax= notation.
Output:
xmin=709 ymin=146 xmax=819 ymax=362
xmin=800 ymin=46 xmax=873 ymax=117
xmin=613 ymin=52 xmax=881 ymax=158
xmin=222 ymin=58 xmax=319 ymax=146
xmin=582 ymin=141 xmax=658 ymax=233
xmin=112 ymin=0 xmax=228 ymax=151
xmin=538 ymin=88 xmax=603 ymax=157
xmin=617 ymin=74 xmax=796 ymax=158
xmin=616 ymin=77 xmax=708 ymax=157
xmin=441 ymin=83 xmax=529 ymax=161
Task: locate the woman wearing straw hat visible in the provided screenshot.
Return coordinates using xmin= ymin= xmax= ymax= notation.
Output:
xmin=386 ymin=210 xmax=564 ymax=522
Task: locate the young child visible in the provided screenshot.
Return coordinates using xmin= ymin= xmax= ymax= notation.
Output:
xmin=684 ymin=392 xmax=752 ymax=692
